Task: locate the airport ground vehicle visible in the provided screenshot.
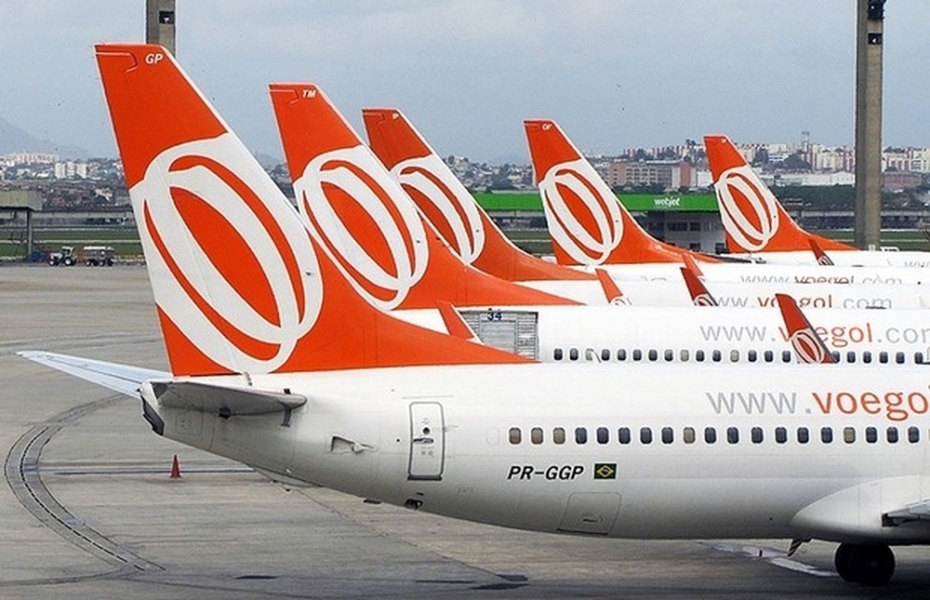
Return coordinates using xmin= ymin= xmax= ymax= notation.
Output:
xmin=48 ymin=245 xmax=115 ymax=266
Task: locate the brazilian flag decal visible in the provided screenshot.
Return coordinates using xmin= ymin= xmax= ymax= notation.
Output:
xmin=594 ymin=463 xmax=617 ymax=480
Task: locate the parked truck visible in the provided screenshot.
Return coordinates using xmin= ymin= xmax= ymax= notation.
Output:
xmin=48 ymin=245 xmax=115 ymax=266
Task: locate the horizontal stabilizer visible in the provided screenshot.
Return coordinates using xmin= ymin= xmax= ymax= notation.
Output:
xmin=17 ymin=351 xmax=169 ymax=398
xmin=142 ymin=380 xmax=307 ymax=417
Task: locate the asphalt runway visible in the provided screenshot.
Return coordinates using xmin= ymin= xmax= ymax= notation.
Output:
xmin=2 ymin=264 xmax=929 ymax=599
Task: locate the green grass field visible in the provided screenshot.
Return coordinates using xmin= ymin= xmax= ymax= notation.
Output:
xmin=0 ymin=228 xmax=142 ymax=260
xmin=2 ymin=225 xmax=928 ymax=261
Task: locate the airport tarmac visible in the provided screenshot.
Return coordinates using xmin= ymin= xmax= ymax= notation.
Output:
xmin=2 ymin=264 xmax=929 ymax=599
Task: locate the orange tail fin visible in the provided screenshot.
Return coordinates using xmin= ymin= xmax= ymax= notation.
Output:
xmin=774 ymin=293 xmax=836 ymax=364
xmin=268 ymin=84 xmax=577 ymax=310
xmin=96 ymin=44 xmax=527 ymax=376
xmin=525 ymin=119 xmax=716 ymax=266
xmin=705 ymin=134 xmax=854 ymax=254
xmin=361 ymin=108 xmax=593 ymax=282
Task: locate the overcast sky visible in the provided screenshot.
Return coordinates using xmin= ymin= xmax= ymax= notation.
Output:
xmin=2 ymin=1 xmax=929 ymax=161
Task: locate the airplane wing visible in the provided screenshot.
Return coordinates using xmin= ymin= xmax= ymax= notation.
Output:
xmin=17 ymin=351 xmax=169 ymax=398
xmin=141 ymin=380 xmax=307 ymax=416
xmin=885 ymin=500 xmax=930 ymax=524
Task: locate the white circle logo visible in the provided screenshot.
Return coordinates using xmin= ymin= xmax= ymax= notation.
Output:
xmin=293 ymin=145 xmax=428 ymax=310
xmin=538 ymin=158 xmax=623 ymax=265
xmin=392 ymin=154 xmax=486 ymax=265
xmin=715 ymin=165 xmax=779 ymax=252
xmin=133 ymin=134 xmax=321 ymax=373
xmin=692 ymin=293 xmax=716 ymax=307
xmin=789 ymin=328 xmax=827 ymax=363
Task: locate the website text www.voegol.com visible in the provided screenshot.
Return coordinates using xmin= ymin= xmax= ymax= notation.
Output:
xmin=706 ymin=389 xmax=930 ymax=422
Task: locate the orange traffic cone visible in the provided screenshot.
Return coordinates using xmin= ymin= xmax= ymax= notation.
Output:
xmin=169 ymin=454 xmax=182 ymax=479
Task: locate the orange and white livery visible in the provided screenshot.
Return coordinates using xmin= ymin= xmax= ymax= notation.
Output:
xmin=94 ymin=44 xmax=524 ymax=376
xmin=20 ymin=45 xmax=930 ymax=590
xmin=268 ymin=84 xmax=576 ymax=311
xmin=525 ymin=119 xmax=716 ymax=266
xmin=706 ymin=134 xmax=930 ymax=268
xmin=362 ymin=107 xmax=594 ymax=283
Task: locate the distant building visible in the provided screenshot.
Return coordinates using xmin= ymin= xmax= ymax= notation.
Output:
xmin=607 ymin=160 xmax=695 ymax=190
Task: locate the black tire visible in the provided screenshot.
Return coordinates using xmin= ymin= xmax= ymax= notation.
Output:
xmin=834 ymin=543 xmax=855 ymax=582
xmin=63 ymin=257 xmax=74 ymax=266
xmin=849 ymin=544 xmax=895 ymax=587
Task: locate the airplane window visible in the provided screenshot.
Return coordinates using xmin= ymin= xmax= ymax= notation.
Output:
xmin=704 ymin=427 xmax=717 ymax=444
xmin=764 ymin=350 xmax=774 ymax=362
xmin=730 ymin=350 xmax=740 ymax=362
xmin=597 ymin=427 xmax=609 ymax=444
xmin=664 ymin=349 xmax=674 ymax=362
xmin=712 ymin=350 xmax=722 ymax=363
xmin=661 ymin=427 xmax=674 ymax=444
xmin=553 ymin=427 xmax=566 ymax=444
xmin=915 ymin=352 xmax=925 ymax=364
xmin=680 ymin=349 xmax=690 ymax=362
xmin=797 ymin=427 xmax=809 ymax=444
xmin=648 ymin=349 xmax=658 ymax=361
xmin=575 ymin=427 xmax=588 ymax=444
xmin=782 ymin=350 xmax=792 ymax=363
xmin=553 ymin=348 xmax=563 ymax=361
xmin=879 ymin=351 xmax=889 ymax=364
xmin=509 ymin=427 xmax=521 ymax=444
xmin=617 ymin=349 xmax=627 ymax=361
xmin=887 ymin=427 xmax=899 ymax=444
xmin=775 ymin=427 xmax=787 ymax=444
xmin=569 ymin=348 xmax=579 ymax=361
xmin=865 ymin=427 xmax=878 ymax=443
xmin=846 ymin=351 xmax=856 ymax=364
xmin=821 ymin=427 xmax=833 ymax=444
xmin=747 ymin=350 xmax=757 ymax=363
xmin=830 ymin=351 xmax=840 ymax=362
xmin=632 ymin=349 xmax=643 ymax=361
xmin=908 ymin=426 xmax=920 ymax=443
xmin=601 ymin=349 xmax=611 ymax=361
xmin=683 ymin=427 xmax=696 ymax=444
xmin=727 ymin=427 xmax=739 ymax=444
xmin=896 ymin=352 xmax=905 ymax=364
xmin=531 ymin=427 xmax=543 ymax=445
xmin=640 ymin=427 xmax=653 ymax=444
xmin=751 ymin=427 xmax=763 ymax=444
xmin=843 ymin=427 xmax=856 ymax=444
xmin=862 ymin=351 xmax=872 ymax=364
xmin=618 ymin=427 xmax=631 ymax=444
xmin=695 ymin=350 xmax=705 ymax=362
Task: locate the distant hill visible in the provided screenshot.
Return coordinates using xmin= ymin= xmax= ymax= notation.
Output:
xmin=0 ymin=115 xmax=90 ymax=159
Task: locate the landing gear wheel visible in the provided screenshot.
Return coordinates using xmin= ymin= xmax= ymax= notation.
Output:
xmin=849 ymin=545 xmax=894 ymax=587
xmin=834 ymin=543 xmax=855 ymax=582
xmin=836 ymin=544 xmax=895 ymax=586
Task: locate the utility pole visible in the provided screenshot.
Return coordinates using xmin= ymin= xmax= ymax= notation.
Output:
xmin=146 ymin=0 xmax=176 ymax=56
xmin=854 ymin=0 xmax=885 ymax=250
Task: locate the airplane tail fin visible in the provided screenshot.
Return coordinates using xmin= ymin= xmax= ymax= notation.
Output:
xmin=705 ymin=135 xmax=854 ymax=254
xmin=524 ymin=119 xmax=716 ymax=266
xmin=362 ymin=108 xmax=593 ymax=282
xmin=774 ymin=293 xmax=836 ymax=364
xmin=95 ymin=44 xmax=527 ymax=376
xmin=268 ymin=84 xmax=577 ymax=310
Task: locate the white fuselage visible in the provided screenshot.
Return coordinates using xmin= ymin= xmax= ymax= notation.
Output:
xmin=584 ymin=262 xmax=930 ymax=286
xmin=520 ymin=278 xmax=930 ymax=309
xmin=395 ymin=305 xmax=930 ymax=365
xmin=152 ymin=362 xmax=930 ymax=545
xmin=733 ymin=250 xmax=930 ymax=269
